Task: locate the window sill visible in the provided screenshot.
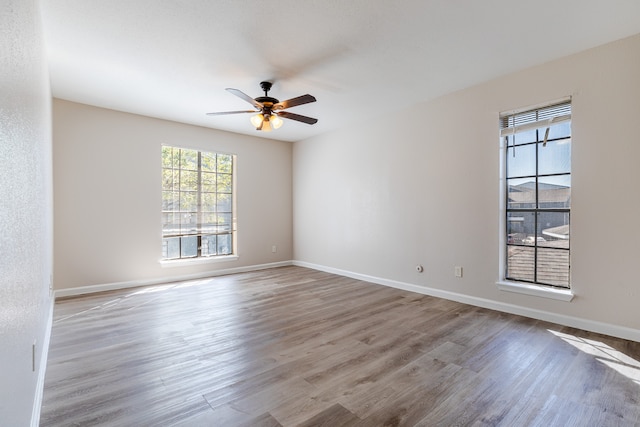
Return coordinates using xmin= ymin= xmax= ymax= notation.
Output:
xmin=496 ymin=280 xmax=574 ymax=302
xmin=160 ymin=255 xmax=238 ymax=268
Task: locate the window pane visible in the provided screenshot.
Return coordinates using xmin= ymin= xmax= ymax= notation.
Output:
xmin=180 ymin=170 xmax=198 ymax=191
xmin=545 ymin=121 xmax=570 ymax=141
xmin=538 ymin=212 xmax=569 ymax=249
xmin=162 ymin=191 xmax=179 ymax=211
xmin=507 ymin=211 xmax=534 ymax=245
xmin=217 ymin=154 xmax=232 ymax=174
xmin=180 ymin=236 xmax=197 ymax=257
xmin=181 ymin=213 xmax=197 ymax=234
xmin=507 ymin=245 xmax=534 ymax=282
xmin=201 ymin=152 xmax=216 ymax=172
xmin=162 ymin=169 xmax=174 ymax=190
xmin=536 ymin=248 xmax=569 ymax=287
xmin=171 ymin=148 xmax=181 ymax=168
xmin=217 ymin=213 xmax=232 ymax=231
xmin=181 ymin=149 xmax=198 ymax=170
xmin=217 ymin=234 xmax=232 ymax=255
xmin=162 ymin=146 xmax=173 ymax=168
xmin=508 ymin=178 xmax=536 ymax=209
xmin=162 ymin=213 xmax=180 ymax=237
xmin=201 ymin=213 xmax=217 ymax=233
xmin=217 ymin=193 xmax=232 ymax=212
xmin=180 ymin=236 xmax=198 ymax=258
xmin=539 ymin=138 xmax=571 ymax=175
xmin=217 ymin=173 xmax=232 ymax=193
xmin=505 ymin=128 xmax=537 ymax=146
xmin=162 ymin=169 xmax=171 ymax=189
xmin=201 ymin=172 xmax=216 ymax=192
xmin=506 ymin=143 xmax=536 ymax=178
xmin=538 ymin=175 xmax=570 ymax=208
xmin=201 ymin=235 xmax=216 ymax=256
xmin=177 ymin=192 xmax=195 ymax=211
xmin=163 ymin=237 xmax=180 ymax=259
xmin=201 ymin=192 xmax=216 ymax=212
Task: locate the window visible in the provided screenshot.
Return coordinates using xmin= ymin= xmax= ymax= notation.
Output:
xmin=501 ymin=100 xmax=571 ymax=288
xmin=161 ymin=145 xmax=235 ymax=260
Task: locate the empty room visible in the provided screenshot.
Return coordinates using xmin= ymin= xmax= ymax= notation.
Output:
xmin=2 ymin=1 xmax=640 ymax=426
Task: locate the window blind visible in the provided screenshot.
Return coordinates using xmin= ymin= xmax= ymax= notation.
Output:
xmin=500 ymin=101 xmax=571 ymax=137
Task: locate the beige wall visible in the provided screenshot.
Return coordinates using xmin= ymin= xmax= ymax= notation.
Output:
xmin=52 ymin=33 xmax=640 ymax=337
xmin=293 ymin=33 xmax=640 ymax=334
xmin=0 ymin=0 xmax=54 ymax=424
xmin=53 ymin=100 xmax=293 ymax=290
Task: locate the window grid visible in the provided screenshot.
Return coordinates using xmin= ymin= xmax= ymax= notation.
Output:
xmin=502 ymin=102 xmax=571 ymax=288
xmin=161 ymin=146 xmax=234 ymax=260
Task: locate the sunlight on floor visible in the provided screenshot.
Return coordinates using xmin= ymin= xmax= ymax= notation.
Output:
xmin=54 ymin=279 xmax=214 ymax=323
xmin=548 ymin=329 xmax=640 ymax=386
xmin=131 ymin=278 xmax=214 ymax=294
xmin=129 ymin=283 xmax=176 ymax=295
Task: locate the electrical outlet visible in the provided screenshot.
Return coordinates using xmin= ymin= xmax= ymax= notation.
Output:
xmin=271 ymin=245 xmax=277 ymax=253
xmin=455 ymin=266 xmax=463 ymax=278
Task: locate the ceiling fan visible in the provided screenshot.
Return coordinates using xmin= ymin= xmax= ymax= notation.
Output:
xmin=207 ymin=81 xmax=318 ymax=132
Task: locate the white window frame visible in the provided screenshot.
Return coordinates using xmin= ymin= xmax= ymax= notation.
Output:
xmin=161 ymin=145 xmax=237 ymax=262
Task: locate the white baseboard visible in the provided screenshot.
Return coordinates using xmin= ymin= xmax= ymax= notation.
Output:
xmin=52 ymin=259 xmax=640 ymax=342
xmin=54 ymin=261 xmax=293 ymax=299
xmin=31 ymin=297 xmax=54 ymax=427
xmin=292 ymin=260 xmax=640 ymax=343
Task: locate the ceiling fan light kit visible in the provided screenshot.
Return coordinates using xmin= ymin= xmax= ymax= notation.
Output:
xmin=250 ymin=113 xmax=283 ymax=132
xmin=207 ymin=81 xmax=317 ymax=132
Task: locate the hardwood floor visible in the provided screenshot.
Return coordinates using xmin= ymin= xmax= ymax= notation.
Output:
xmin=41 ymin=266 xmax=640 ymax=426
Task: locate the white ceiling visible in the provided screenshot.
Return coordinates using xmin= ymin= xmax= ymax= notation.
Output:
xmin=41 ymin=0 xmax=640 ymax=142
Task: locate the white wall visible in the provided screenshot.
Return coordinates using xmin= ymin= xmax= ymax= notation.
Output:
xmin=0 ymin=0 xmax=54 ymax=425
xmin=53 ymin=100 xmax=292 ymax=290
xmin=294 ymin=33 xmax=640 ymax=335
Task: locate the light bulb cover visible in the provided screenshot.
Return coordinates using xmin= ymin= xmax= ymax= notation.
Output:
xmin=250 ymin=112 xmax=281 ymax=131
xmin=271 ymin=114 xmax=283 ymax=129
xmin=250 ymin=113 xmax=264 ymax=128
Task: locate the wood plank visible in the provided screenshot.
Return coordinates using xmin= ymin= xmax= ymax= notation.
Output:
xmin=41 ymin=266 xmax=640 ymax=426
xmin=295 ymin=403 xmax=360 ymax=427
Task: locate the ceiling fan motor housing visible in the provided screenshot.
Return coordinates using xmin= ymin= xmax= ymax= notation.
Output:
xmin=255 ymin=96 xmax=279 ymax=107
xmin=257 ymin=81 xmax=278 ymax=113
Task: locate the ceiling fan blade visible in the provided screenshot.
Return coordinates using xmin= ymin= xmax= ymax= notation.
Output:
xmin=226 ymin=88 xmax=263 ymax=109
xmin=206 ymin=110 xmax=257 ymax=116
xmin=273 ymin=94 xmax=316 ymax=110
xmin=276 ymin=111 xmax=318 ymax=125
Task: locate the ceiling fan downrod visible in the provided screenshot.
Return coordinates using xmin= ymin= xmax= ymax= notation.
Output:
xmin=256 ymin=81 xmax=279 ymax=106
